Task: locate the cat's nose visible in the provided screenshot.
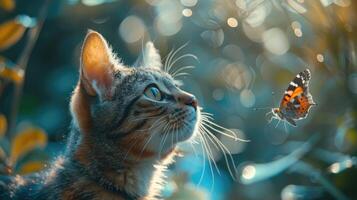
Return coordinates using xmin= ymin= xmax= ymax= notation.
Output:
xmin=177 ymin=92 xmax=198 ymax=110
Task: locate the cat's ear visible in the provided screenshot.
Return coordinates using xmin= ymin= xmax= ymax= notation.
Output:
xmin=80 ymin=30 xmax=115 ymax=100
xmin=134 ymin=41 xmax=162 ymax=70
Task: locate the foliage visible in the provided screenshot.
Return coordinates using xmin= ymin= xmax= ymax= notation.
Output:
xmin=0 ymin=0 xmax=48 ymax=176
xmin=0 ymin=0 xmax=356 ymax=199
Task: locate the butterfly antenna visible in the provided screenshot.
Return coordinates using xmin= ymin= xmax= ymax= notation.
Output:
xmin=265 ymin=110 xmax=273 ymax=116
xmin=253 ymin=90 xmax=277 ymax=111
xmin=267 ymin=115 xmax=274 ymax=124
xmin=271 ymin=91 xmax=278 ymax=106
xmin=253 ymin=107 xmax=271 ymax=111
xmin=275 ymin=119 xmax=281 ymax=128
xmin=283 ymin=121 xmax=288 ymax=133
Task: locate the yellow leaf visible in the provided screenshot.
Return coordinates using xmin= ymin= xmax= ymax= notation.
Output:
xmin=0 ymin=65 xmax=24 ymax=84
xmin=0 ymin=18 xmax=26 ymax=50
xmin=0 ymin=0 xmax=15 ymax=11
xmin=10 ymin=127 xmax=47 ymax=163
xmin=0 ymin=114 xmax=7 ymax=137
xmin=18 ymin=161 xmax=45 ymax=175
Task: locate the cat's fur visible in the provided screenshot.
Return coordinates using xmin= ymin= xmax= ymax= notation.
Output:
xmin=0 ymin=30 xmax=199 ymax=200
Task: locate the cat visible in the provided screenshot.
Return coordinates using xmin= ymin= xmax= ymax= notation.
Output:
xmin=0 ymin=30 xmax=200 ymax=200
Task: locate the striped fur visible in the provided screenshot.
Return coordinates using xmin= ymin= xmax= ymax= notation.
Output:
xmin=0 ymin=31 xmax=198 ymax=200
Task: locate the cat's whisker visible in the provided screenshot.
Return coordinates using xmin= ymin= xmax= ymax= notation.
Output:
xmin=166 ymin=43 xmax=189 ymax=74
xmin=158 ymin=125 xmax=170 ymax=159
xmin=198 ymin=111 xmax=242 ymax=181
xmin=201 ymin=117 xmax=244 ymax=142
xmin=196 ymin=133 xmax=207 ymax=188
xmin=139 ymin=134 xmax=155 ymax=159
xmin=197 ymin=133 xmax=216 ymax=192
xmin=172 ymin=72 xmax=190 ymax=78
xmin=141 ymin=37 xmax=146 ymax=66
xmin=171 ymin=65 xmax=195 ymax=78
xmin=189 ymin=137 xmax=198 ymax=158
xmin=174 ymin=123 xmax=180 ymax=148
xmin=163 ymin=47 xmax=176 ymax=72
xmin=169 ymin=54 xmax=197 ymax=74
xmin=201 ymin=132 xmax=221 ymax=175
xmin=170 ymin=125 xmax=174 ymax=153
xmin=200 ymin=117 xmax=249 ymax=142
xmin=135 ymin=114 xmax=169 ymax=132
xmin=202 ymin=126 xmax=238 ymax=181
xmin=124 ymin=116 xmax=168 ymax=162
xmin=174 ymin=124 xmax=179 ymax=143
xmin=129 ymin=113 xmax=165 ymax=122
xmin=121 ymin=135 xmax=144 ymax=162
xmin=164 ymin=48 xmax=175 ymax=72
xmin=139 ymin=121 xmax=170 ymax=161
xmin=129 ymin=118 xmax=166 ymax=160
xmin=201 ymin=112 xmax=214 ymax=116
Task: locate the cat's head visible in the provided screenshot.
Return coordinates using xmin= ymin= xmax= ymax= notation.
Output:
xmin=70 ymin=31 xmax=199 ymax=162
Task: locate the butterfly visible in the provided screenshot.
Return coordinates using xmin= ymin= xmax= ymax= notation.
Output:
xmin=269 ymin=69 xmax=316 ymax=127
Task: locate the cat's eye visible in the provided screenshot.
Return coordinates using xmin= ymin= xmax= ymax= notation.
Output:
xmin=144 ymin=86 xmax=163 ymax=101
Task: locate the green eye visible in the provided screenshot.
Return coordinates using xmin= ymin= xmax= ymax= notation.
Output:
xmin=144 ymin=86 xmax=162 ymax=101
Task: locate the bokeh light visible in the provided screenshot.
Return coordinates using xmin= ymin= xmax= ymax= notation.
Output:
xmin=242 ymin=165 xmax=256 ymax=180
xmin=180 ymin=0 xmax=197 ymax=7
xmin=119 ymin=16 xmax=146 ymax=43
xmin=81 ymin=0 xmax=114 ymax=6
xmin=316 ymin=54 xmax=324 ymax=63
xmin=155 ymin=0 xmax=183 ymax=36
xmin=182 ymin=8 xmax=193 ymax=17
xmin=329 ymin=163 xmax=340 ymax=174
xmin=245 ymin=4 xmax=269 ymax=27
xmin=262 ymin=28 xmax=290 ymax=55
xmin=212 ymin=89 xmax=224 ymax=101
xmin=294 ymin=29 xmax=303 ymax=37
xmin=227 ymin=17 xmax=238 ymax=28
xmin=240 ymin=89 xmax=255 ymax=108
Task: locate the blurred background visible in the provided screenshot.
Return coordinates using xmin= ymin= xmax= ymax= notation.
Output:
xmin=0 ymin=0 xmax=356 ymax=199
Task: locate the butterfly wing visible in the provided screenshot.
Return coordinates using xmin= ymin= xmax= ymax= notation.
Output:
xmin=279 ymin=69 xmax=315 ymax=120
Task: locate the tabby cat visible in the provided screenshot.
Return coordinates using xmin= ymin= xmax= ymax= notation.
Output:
xmin=0 ymin=30 xmax=200 ymax=200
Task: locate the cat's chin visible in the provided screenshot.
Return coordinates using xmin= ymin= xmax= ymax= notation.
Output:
xmin=172 ymin=118 xmax=198 ymax=146
xmin=176 ymin=122 xmax=197 ymax=142
xmin=164 ymin=107 xmax=198 ymax=143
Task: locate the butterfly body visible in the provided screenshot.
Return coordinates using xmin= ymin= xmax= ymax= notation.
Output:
xmin=271 ymin=69 xmax=316 ymax=127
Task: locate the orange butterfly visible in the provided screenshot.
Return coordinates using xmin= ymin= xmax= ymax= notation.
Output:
xmin=270 ymin=69 xmax=316 ymax=127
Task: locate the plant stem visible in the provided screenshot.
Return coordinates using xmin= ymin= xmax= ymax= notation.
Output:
xmin=7 ymin=0 xmax=50 ymax=139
